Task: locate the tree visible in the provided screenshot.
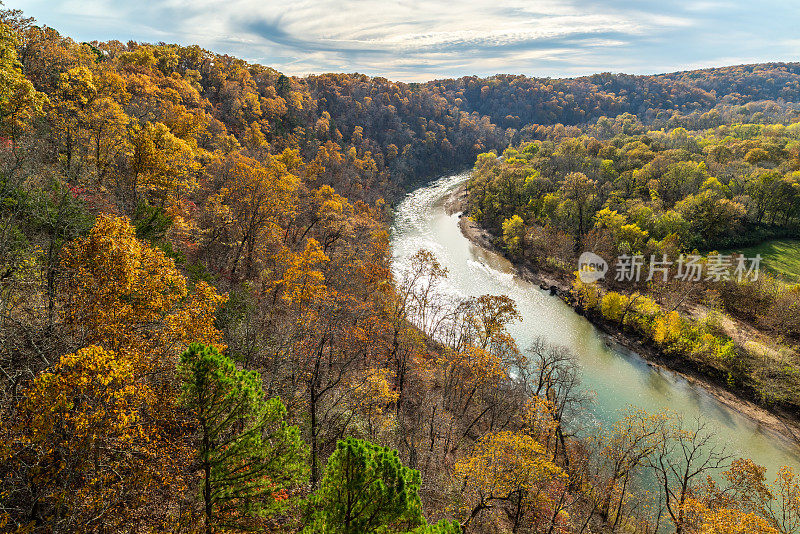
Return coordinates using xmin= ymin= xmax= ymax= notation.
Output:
xmin=502 ymin=214 xmax=525 ymax=255
xmin=694 ymin=458 xmax=800 ymax=534
xmin=128 ymin=120 xmax=199 ymax=209
xmin=86 ymin=95 xmax=129 ymax=185
xmin=307 ymin=437 xmax=426 ymax=534
xmin=59 ymin=214 xmax=226 ymax=363
xmin=558 ymin=171 xmax=597 ymax=247
xmin=649 ymin=418 xmax=732 ymax=534
xmin=5 ymin=179 xmax=94 ymax=331
xmin=411 ymin=520 xmax=462 ymax=533
xmin=454 ymin=430 xmax=566 ymax=533
xmin=0 ymin=23 xmax=46 ymax=145
xmin=590 ymin=408 xmax=671 ymax=528
xmin=178 ymin=342 xmax=308 ymax=534
xmin=272 ymin=238 xmax=329 ymax=312
xmin=387 ymin=249 xmax=444 ymax=417
xmin=7 ymin=345 xmax=172 ymax=532
xmin=206 ymin=152 xmax=299 ymax=280
xmin=746 ymin=170 xmax=781 ymax=223
xmin=675 ymin=190 xmax=746 ymax=248
xmin=682 ymin=498 xmax=780 ymax=534
xmin=396 ymin=248 xmax=450 ymax=339
xmin=524 ymin=339 xmax=588 ymax=466
xmin=464 ymin=294 xmax=522 ymax=355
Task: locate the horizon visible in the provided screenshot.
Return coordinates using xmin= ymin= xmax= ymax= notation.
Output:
xmin=12 ymin=0 xmax=800 ymax=83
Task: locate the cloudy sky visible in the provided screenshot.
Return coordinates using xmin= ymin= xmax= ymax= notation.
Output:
xmin=12 ymin=0 xmax=800 ymax=82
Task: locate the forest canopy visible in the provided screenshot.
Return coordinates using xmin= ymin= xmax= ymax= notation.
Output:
xmin=0 ymin=4 xmax=799 ymax=534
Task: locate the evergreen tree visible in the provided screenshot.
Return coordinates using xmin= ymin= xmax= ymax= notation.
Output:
xmin=179 ymin=342 xmax=308 ymax=533
xmin=307 ymin=437 xmax=454 ymax=534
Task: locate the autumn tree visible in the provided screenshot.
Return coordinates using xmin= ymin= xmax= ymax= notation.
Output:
xmin=682 ymin=498 xmax=780 ymax=534
xmin=649 ymin=417 xmax=732 ymax=534
xmin=0 ymin=213 xmax=231 ymax=532
xmin=5 ymin=346 xmax=176 ymax=532
xmin=271 ymin=237 xmax=329 ymax=313
xmin=271 ymin=200 xmax=391 ymax=489
xmin=389 ymin=249 xmax=448 ymax=418
xmin=396 ymin=249 xmax=450 ymax=340
xmin=463 ymin=294 xmax=522 ymax=356
xmin=0 ymin=178 xmax=94 ymax=335
xmin=86 ymin=92 xmax=129 ymax=184
xmin=556 ymin=171 xmax=597 ymax=248
xmin=128 ymin=120 xmax=199 ymax=209
xmin=50 ymin=65 xmax=100 ymax=174
xmin=179 ymin=343 xmax=308 ymax=533
xmin=501 ymin=214 xmax=525 ymax=256
xmin=454 ymin=430 xmax=567 ymax=533
xmin=203 ymin=151 xmax=298 ymax=280
xmin=694 ymin=458 xmax=800 ymax=534
xmin=0 ymin=22 xmax=46 ymax=146
xmin=289 ymin=303 xmax=383 ymax=489
xmin=428 ymin=294 xmax=527 ymax=462
xmin=524 ymin=338 xmax=588 ymax=466
xmin=586 ymin=408 xmax=671 ymax=529
xmin=59 ymin=214 xmax=226 ymax=365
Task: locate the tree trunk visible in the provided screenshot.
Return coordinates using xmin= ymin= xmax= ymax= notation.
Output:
xmin=201 ymin=416 xmax=213 ymax=534
xmin=310 ymin=385 xmax=319 ymax=489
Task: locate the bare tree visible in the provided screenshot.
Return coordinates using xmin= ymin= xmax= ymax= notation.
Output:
xmin=524 ymin=337 xmax=591 ymax=467
xmin=648 ymin=416 xmax=732 ymax=533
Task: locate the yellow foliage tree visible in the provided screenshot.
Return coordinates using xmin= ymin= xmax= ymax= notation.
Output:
xmin=59 ymin=214 xmax=226 ymax=365
xmin=454 ymin=430 xmax=567 ymax=533
xmin=683 ymin=498 xmax=779 ymax=534
xmin=213 ymin=152 xmax=299 ymax=279
xmin=601 ymin=292 xmax=629 ymax=324
xmin=694 ymin=458 xmax=800 ymax=534
xmin=653 ymin=310 xmax=683 ymax=345
xmin=10 ymin=345 xmax=184 ymax=532
xmin=571 ymin=271 xmax=601 ymax=310
xmin=0 ymin=23 xmax=47 ymax=143
xmin=129 ymin=120 xmax=199 ymax=209
xmin=502 ymin=214 xmax=524 ymax=254
xmin=4 ymin=214 xmax=228 ymax=531
xmin=86 ymin=95 xmax=129 ymax=184
xmin=271 ymin=238 xmax=330 ymax=311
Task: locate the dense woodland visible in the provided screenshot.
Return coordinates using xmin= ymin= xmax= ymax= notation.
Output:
xmin=1 ymin=4 xmax=800 ymax=534
xmin=469 ymin=108 xmax=800 ymax=412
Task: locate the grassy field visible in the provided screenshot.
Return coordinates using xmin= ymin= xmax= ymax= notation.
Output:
xmin=722 ymin=239 xmax=800 ymax=281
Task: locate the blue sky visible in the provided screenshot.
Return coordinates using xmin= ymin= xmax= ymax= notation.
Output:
xmin=11 ymin=0 xmax=800 ymax=82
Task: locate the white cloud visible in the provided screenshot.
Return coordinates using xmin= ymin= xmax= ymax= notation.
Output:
xmin=11 ymin=0 xmax=800 ymax=81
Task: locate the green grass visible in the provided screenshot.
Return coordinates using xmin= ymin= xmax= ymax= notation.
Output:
xmin=721 ymin=239 xmax=800 ymax=281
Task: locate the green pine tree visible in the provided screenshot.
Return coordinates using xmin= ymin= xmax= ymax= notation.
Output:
xmin=178 ymin=342 xmax=308 ymax=533
xmin=307 ymin=437 xmax=459 ymax=534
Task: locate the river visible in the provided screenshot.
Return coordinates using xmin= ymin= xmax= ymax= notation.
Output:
xmin=390 ymin=172 xmax=800 ymax=482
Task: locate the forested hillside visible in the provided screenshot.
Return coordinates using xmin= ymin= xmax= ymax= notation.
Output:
xmin=467 ymin=110 xmax=800 ymax=421
xmin=1 ymin=4 xmax=800 ymax=534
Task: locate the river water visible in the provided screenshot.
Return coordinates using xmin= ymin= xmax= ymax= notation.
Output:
xmin=390 ymin=172 xmax=800 ymax=482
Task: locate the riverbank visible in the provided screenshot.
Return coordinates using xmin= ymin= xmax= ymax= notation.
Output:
xmin=446 ymin=183 xmax=800 ymax=448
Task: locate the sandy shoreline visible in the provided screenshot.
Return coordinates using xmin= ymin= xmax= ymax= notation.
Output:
xmin=446 ymin=182 xmax=800 ymax=449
